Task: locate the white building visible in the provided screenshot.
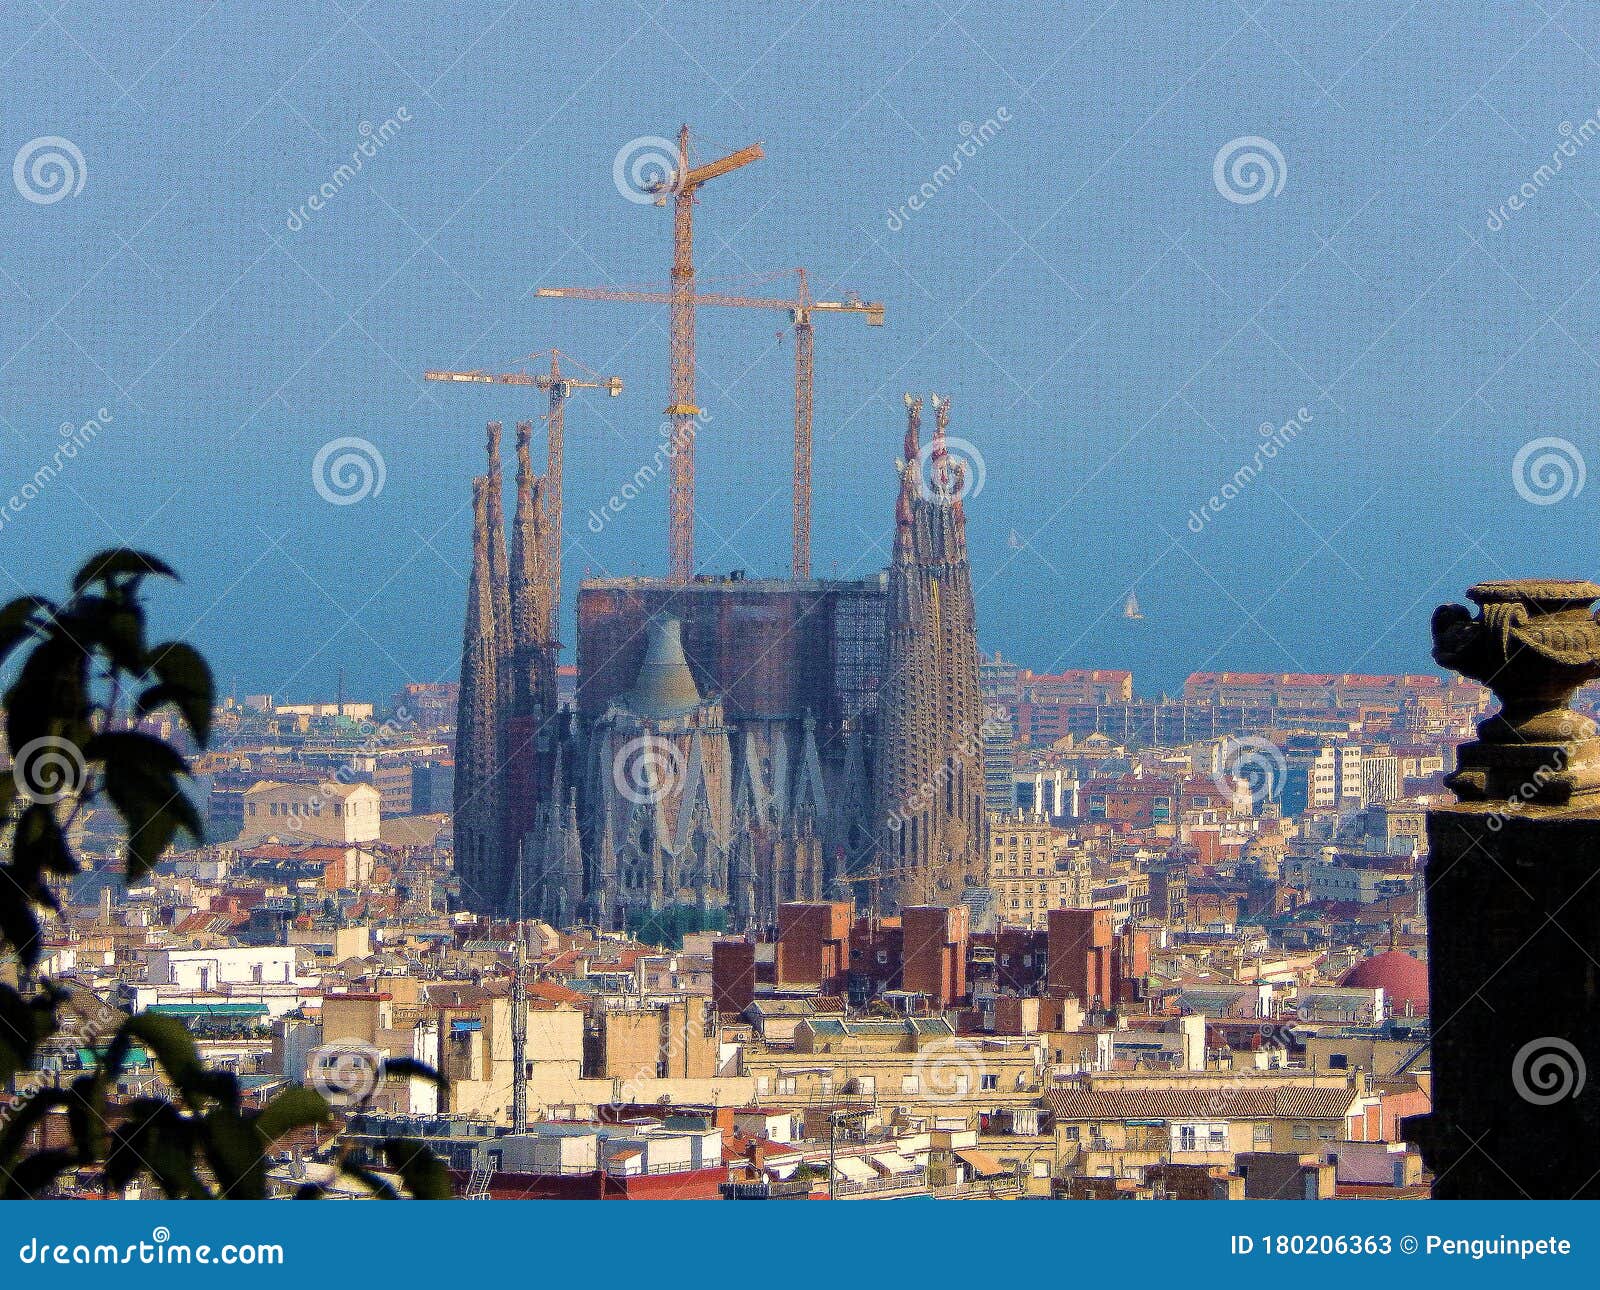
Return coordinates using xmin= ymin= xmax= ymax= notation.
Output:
xmin=145 ymin=946 xmax=302 ymax=990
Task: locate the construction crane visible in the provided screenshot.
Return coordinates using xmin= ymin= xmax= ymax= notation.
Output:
xmin=425 ymin=351 xmax=622 ymax=633
xmin=538 ymin=268 xmax=884 ymax=580
xmin=541 ymin=126 xmax=762 ymax=582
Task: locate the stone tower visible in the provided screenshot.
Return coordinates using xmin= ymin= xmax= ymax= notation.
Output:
xmin=871 ymin=394 xmax=988 ymax=909
xmin=508 ymin=420 xmax=556 ymax=720
xmin=484 ymin=421 xmax=513 ymax=718
xmin=453 ymin=474 xmax=506 ymax=912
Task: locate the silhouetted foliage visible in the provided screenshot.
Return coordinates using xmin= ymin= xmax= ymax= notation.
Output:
xmin=0 ymin=550 xmax=448 ymax=1198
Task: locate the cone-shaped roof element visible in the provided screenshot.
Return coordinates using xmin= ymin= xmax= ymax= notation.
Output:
xmin=625 ymin=617 xmax=702 ymax=718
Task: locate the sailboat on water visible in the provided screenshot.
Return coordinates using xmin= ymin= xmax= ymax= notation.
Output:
xmin=1123 ymin=591 xmax=1144 ymax=620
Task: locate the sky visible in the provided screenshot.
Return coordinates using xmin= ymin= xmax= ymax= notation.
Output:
xmin=5 ymin=1 xmax=1600 ymax=701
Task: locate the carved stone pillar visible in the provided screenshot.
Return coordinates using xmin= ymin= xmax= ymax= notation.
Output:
xmin=1410 ymin=579 xmax=1600 ymax=1198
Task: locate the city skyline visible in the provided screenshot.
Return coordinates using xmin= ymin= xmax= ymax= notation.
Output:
xmin=5 ymin=2 xmax=1600 ymax=1217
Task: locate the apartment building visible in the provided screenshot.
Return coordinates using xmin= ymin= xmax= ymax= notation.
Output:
xmin=988 ymin=816 xmax=1091 ymax=927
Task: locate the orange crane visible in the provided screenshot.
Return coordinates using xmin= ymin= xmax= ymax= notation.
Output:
xmin=424 ymin=350 xmax=622 ymax=632
xmin=543 ymin=126 xmax=762 ymax=582
xmin=537 ymin=268 xmax=884 ymax=580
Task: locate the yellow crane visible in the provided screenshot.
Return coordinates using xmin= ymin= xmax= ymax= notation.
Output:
xmin=425 ymin=350 xmax=622 ymax=630
xmin=537 ymin=268 xmax=883 ymax=580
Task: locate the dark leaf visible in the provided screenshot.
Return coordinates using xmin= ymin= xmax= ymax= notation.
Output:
xmin=5 ymin=633 xmax=90 ymax=764
xmin=64 ymin=594 xmax=147 ymax=677
xmin=341 ymin=1158 xmax=399 ymax=1199
xmin=64 ymin=1073 xmax=107 ymax=1164
xmin=0 ymin=984 xmax=60 ymax=1081
xmin=0 ymin=595 xmax=52 ymax=670
xmin=0 ymin=887 xmax=44 ymax=970
xmin=0 ymin=1089 xmax=70 ymax=1171
xmin=381 ymin=1056 xmax=447 ymax=1089
xmin=139 ymin=641 xmax=213 ymax=746
xmin=202 ymin=1105 xmax=267 ymax=1199
xmin=5 ymin=1149 xmax=77 ymax=1199
xmin=71 ymin=549 xmax=177 ymax=592
xmin=106 ymin=1014 xmax=203 ymax=1100
xmin=15 ymin=802 xmax=77 ymax=881
xmin=91 ymin=731 xmax=201 ymax=880
xmin=382 ymin=1138 xmax=453 ymax=1199
xmin=107 ymin=1100 xmax=201 ymax=1197
xmin=256 ymin=1086 xmax=332 ymax=1144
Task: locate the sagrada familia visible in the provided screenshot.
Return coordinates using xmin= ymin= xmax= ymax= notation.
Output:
xmin=452 ymin=396 xmax=987 ymax=929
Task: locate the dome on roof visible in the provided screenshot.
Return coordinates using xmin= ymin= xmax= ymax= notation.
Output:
xmin=1339 ymin=951 xmax=1428 ymax=1012
xmin=624 ymin=617 xmax=702 ymax=718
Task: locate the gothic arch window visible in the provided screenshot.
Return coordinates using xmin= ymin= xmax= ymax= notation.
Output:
xmin=622 ymin=855 xmax=649 ymax=890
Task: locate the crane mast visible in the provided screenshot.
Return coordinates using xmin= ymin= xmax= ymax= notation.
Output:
xmin=651 ymin=126 xmax=764 ymax=581
xmin=792 ymin=310 xmax=815 ymax=579
xmin=424 ymin=351 xmax=621 ymax=638
xmin=538 ymin=266 xmax=883 ymax=581
xmin=667 ymin=127 xmax=698 ymax=584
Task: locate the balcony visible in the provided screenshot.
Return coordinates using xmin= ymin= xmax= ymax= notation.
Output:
xmin=719 ymin=1178 xmax=815 ymax=1200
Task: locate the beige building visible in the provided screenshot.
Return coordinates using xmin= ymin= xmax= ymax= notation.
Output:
xmin=422 ymin=984 xmax=750 ymax=1122
xmin=738 ymin=1025 xmax=1044 ymax=1131
xmin=989 ymin=817 xmax=1091 ymax=927
xmin=239 ymin=780 xmax=382 ymax=845
xmin=1046 ymin=1070 xmax=1376 ymax=1185
xmin=586 ymin=998 xmax=719 ymax=1083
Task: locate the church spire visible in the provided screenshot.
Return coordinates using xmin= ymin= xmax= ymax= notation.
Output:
xmin=485 ymin=422 xmax=513 ymax=708
xmin=455 ymin=474 xmax=506 ymax=913
xmin=895 ymin=394 xmax=922 ymax=561
xmin=509 ymin=420 xmax=556 ymax=718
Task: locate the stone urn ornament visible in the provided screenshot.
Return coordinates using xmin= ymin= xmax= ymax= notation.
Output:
xmin=1432 ymin=579 xmax=1600 ymax=805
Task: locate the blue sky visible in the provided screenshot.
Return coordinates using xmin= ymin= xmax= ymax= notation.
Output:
xmin=5 ymin=1 xmax=1600 ymax=699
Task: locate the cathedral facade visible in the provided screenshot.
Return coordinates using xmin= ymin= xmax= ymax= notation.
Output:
xmin=452 ymin=399 xmax=988 ymax=928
